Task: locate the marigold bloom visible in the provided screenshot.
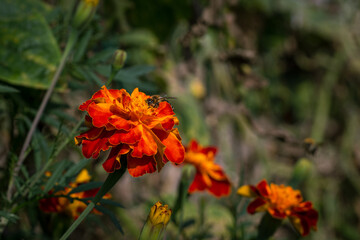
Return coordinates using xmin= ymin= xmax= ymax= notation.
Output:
xmin=39 ymin=169 xmax=111 ymax=219
xmin=75 ymin=86 xmax=185 ymax=177
xmin=237 ymin=180 xmax=318 ymax=236
xmin=139 ymin=201 xmax=171 ymax=240
xmin=184 ymin=140 xmax=231 ymax=197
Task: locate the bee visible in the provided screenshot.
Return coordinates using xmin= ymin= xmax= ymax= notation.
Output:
xmin=303 ymin=138 xmax=321 ymax=155
xmin=146 ymin=95 xmax=176 ymax=109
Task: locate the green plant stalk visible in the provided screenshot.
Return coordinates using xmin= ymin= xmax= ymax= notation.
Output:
xmin=256 ymin=212 xmax=282 ymax=240
xmin=311 ymin=54 xmax=344 ymax=142
xmin=6 ymin=29 xmax=79 ymax=202
xmin=17 ymin=118 xmax=84 ymax=200
xmin=60 ymin=157 xmax=127 ymax=240
xmin=106 ymin=66 xmax=118 ymax=87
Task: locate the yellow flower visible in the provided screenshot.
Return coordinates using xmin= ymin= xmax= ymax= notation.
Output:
xmin=148 ymin=201 xmax=171 ymax=226
xmin=139 ymin=201 xmax=172 ymax=240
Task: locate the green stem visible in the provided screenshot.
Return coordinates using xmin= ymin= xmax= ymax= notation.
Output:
xmin=106 ymin=66 xmax=118 ymax=87
xmin=311 ymin=53 xmax=344 ymax=142
xmin=7 ymin=29 xmax=78 ymax=202
xmin=59 ymin=156 xmax=127 ymax=240
xmin=17 ymin=118 xmax=84 ymax=200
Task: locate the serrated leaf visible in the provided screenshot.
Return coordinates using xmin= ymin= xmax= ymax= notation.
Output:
xmin=88 ymin=48 xmax=117 ymax=65
xmin=0 ymin=83 xmax=19 ymax=93
xmin=73 ymin=29 xmax=93 ymax=62
xmin=0 ymin=211 xmax=19 ymax=223
xmin=60 ymin=158 xmax=91 ymax=183
xmin=99 ymin=199 xmax=124 ymax=208
xmin=43 ymin=160 xmax=69 ymax=192
xmin=68 ymin=182 xmax=103 ymax=194
xmin=95 ymin=205 xmax=123 ymax=234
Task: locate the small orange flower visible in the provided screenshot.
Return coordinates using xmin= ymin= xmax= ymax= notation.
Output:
xmin=237 ymin=180 xmax=318 ymax=236
xmin=184 ymin=140 xmax=231 ymax=197
xmin=75 ymin=86 xmax=185 ymax=177
xmin=39 ymin=169 xmax=111 ymax=219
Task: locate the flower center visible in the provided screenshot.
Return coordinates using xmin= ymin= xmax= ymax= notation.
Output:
xmin=268 ymin=184 xmax=302 ymax=213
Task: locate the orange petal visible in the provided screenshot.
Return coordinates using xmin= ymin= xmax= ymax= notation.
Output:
xmin=81 ymin=130 xmax=114 ymax=158
xmin=201 ymin=146 xmax=217 ymax=156
xmin=131 ymin=126 xmax=158 ymax=158
xmin=237 ymin=185 xmax=258 ymax=198
xmin=208 ymin=177 xmax=231 ymax=197
xmin=102 ymin=145 xmax=127 ymax=173
xmin=160 ymin=131 xmax=185 ymax=164
xmin=75 ymin=127 xmax=104 ymax=145
xmin=268 ymin=207 xmax=287 ymax=219
xmin=188 ymin=139 xmax=200 ymax=152
xmin=156 ymin=101 xmax=175 ymax=116
xmin=256 ymin=179 xmax=270 ymax=198
xmin=247 ymin=198 xmax=267 ymax=214
xmin=108 ymin=127 xmax=142 ymax=145
xmin=127 ymin=154 xmax=157 ymax=177
xmin=108 ymin=115 xmax=132 ymax=131
xmin=88 ymin=102 xmax=113 ymax=128
xmin=79 ymin=99 xmax=92 ymax=111
xmin=188 ymin=172 xmax=207 ymax=193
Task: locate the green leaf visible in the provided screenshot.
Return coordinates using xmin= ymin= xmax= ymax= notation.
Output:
xmin=95 ymin=205 xmax=124 ymax=233
xmin=43 ymin=160 xmax=69 ymax=193
xmin=256 ymin=212 xmax=282 ymax=240
xmin=99 ymin=199 xmax=124 ymax=208
xmin=0 ymin=0 xmax=50 ymax=19
xmin=73 ymin=29 xmax=93 ymax=62
xmin=0 ymin=0 xmax=61 ymax=90
xmin=68 ymin=182 xmax=103 ymax=194
xmin=0 ymin=211 xmax=19 ymax=223
xmin=60 ymin=158 xmax=91 ymax=185
xmin=59 ymin=158 xmax=127 ymax=240
xmin=0 ymin=83 xmax=19 ymax=93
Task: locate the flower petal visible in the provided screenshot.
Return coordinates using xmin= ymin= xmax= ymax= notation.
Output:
xmin=108 ymin=127 xmax=142 ymax=145
xmin=131 ymin=125 xmax=158 ymax=158
xmin=75 ymin=127 xmax=104 ymax=145
xmin=108 ymin=115 xmax=132 ymax=131
xmin=188 ymin=172 xmax=207 ymax=193
xmin=256 ymin=179 xmax=270 ymax=197
xmin=208 ymin=178 xmax=231 ymax=197
xmin=237 ymin=185 xmax=258 ymax=198
xmin=81 ymin=130 xmax=114 ymax=158
xmin=247 ymin=198 xmax=267 ymax=214
xmin=127 ymin=154 xmax=157 ymax=177
xmin=155 ymin=129 xmax=184 ymax=164
xmin=88 ymin=102 xmax=113 ymax=128
xmin=102 ymin=145 xmax=127 ymax=173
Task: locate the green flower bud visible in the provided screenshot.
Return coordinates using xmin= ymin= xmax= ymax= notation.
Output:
xmin=72 ymin=0 xmax=99 ymax=29
xmin=139 ymin=201 xmax=172 ymax=240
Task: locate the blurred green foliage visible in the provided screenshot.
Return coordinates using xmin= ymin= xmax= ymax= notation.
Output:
xmin=1 ymin=0 xmax=360 ymax=239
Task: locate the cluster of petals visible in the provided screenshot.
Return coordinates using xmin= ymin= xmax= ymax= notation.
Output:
xmin=39 ymin=169 xmax=110 ymax=219
xmin=237 ymin=179 xmax=318 ymax=236
xmin=75 ymin=86 xmax=185 ymax=177
xmin=184 ymin=140 xmax=231 ymax=197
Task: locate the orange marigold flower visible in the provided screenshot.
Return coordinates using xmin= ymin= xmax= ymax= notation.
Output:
xmin=237 ymin=180 xmax=318 ymax=236
xmin=39 ymin=169 xmax=111 ymax=219
xmin=184 ymin=140 xmax=231 ymax=197
xmin=75 ymin=86 xmax=185 ymax=177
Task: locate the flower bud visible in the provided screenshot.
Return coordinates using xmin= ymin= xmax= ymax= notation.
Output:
xmin=72 ymin=0 xmax=99 ymax=29
xmin=112 ymin=50 xmax=127 ymax=71
xmin=139 ymin=201 xmax=171 ymax=240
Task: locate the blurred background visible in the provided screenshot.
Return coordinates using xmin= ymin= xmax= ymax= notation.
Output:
xmin=1 ymin=0 xmax=360 ymax=239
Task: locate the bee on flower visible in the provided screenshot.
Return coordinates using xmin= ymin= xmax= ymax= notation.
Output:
xmin=75 ymin=86 xmax=185 ymax=177
xmin=183 ymin=140 xmax=231 ymax=197
xmin=237 ymin=180 xmax=318 ymax=236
